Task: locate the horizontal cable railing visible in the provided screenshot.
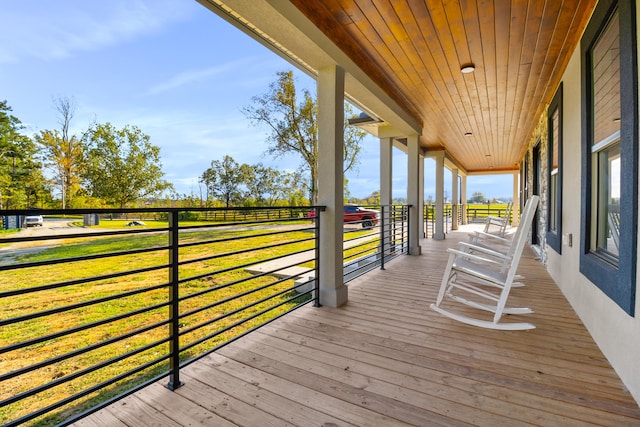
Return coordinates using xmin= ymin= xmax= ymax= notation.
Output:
xmin=0 ymin=206 xmax=318 ymax=427
xmin=343 ymin=205 xmax=410 ymax=282
xmin=465 ymin=205 xmax=512 ymax=224
xmin=424 ymin=204 xmax=452 ymax=237
xmin=424 ymin=204 xmax=511 ymax=238
xmin=0 ymin=204 xmax=409 ymax=426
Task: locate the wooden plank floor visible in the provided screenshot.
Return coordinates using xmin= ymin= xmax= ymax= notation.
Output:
xmin=74 ymin=228 xmax=640 ymax=426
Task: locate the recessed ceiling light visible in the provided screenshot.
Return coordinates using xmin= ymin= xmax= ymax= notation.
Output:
xmin=461 ymin=64 xmax=475 ymax=74
xmin=613 ymin=117 xmax=621 ymax=122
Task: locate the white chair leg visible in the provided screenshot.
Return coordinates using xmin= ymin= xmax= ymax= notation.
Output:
xmin=435 ymin=253 xmax=456 ymax=305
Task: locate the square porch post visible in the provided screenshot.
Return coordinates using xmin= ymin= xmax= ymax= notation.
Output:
xmin=451 ymin=167 xmax=459 ymax=230
xmin=461 ymin=174 xmax=468 ymax=225
xmin=434 ymin=151 xmax=446 ymax=239
xmin=512 ymin=171 xmax=520 ymax=226
xmin=407 ymin=135 xmax=422 ymax=254
xmin=380 ymin=137 xmax=393 ymax=206
xmin=317 ymin=65 xmax=347 ymax=307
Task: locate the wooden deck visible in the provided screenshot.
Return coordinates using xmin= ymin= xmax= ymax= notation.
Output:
xmin=74 ymin=228 xmax=640 ymax=427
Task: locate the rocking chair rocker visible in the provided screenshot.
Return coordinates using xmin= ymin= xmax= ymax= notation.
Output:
xmin=430 ymin=195 xmax=539 ymax=330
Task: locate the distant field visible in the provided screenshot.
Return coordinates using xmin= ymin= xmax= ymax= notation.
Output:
xmin=464 ymin=203 xmax=511 ymax=221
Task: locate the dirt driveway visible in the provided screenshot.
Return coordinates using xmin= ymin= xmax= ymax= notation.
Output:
xmin=0 ymin=219 xmax=94 ymax=264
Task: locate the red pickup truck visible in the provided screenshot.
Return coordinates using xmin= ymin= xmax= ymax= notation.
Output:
xmin=306 ymin=205 xmax=380 ymax=228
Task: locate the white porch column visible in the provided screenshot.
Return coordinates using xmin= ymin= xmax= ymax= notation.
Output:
xmin=461 ymin=174 xmax=468 ymax=225
xmin=512 ymin=171 xmax=520 ymax=226
xmin=419 ymin=153 xmax=425 ymax=237
xmin=317 ymin=65 xmax=347 ymax=307
xmin=434 ymin=151 xmax=446 ymax=240
xmin=407 ymin=135 xmax=422 ymax=254
xmin=380 ymin=137 xmax=394 ymax=256
xmin=451 ymin=168 xmax=459 ymax=230
xmin=380 ymin=137 xmax=393 ymax=206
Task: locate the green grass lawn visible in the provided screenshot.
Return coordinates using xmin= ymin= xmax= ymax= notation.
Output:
xmin=464 ymin=203 xmax=510 ymax=216
xmin=1 ymin=224 xmax=320 ymax=425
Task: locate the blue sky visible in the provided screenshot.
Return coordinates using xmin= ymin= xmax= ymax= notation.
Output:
xmin=0 ymin=0 xmax=512 ymax=201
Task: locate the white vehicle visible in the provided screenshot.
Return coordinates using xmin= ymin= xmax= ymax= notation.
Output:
xmin=24 ymin=215 xmax=44 ymax=227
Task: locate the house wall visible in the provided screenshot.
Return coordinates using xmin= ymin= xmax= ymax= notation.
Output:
xmin=539 ymin=8 xmax=640 ymax=404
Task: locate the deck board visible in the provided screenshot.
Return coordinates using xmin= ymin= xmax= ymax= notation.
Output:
xmin=73 ymin=229 xmax=640 ymax=426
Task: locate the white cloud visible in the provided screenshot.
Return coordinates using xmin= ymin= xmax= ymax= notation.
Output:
xmin=0 ymin=0 xmax=197 ymax=63
xmin=145 ymin=58 xmax=258 ymax=95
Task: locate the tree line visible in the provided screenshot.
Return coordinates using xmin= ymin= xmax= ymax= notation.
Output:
xmin=198 ymin=155 xmax=307 ymax=208
xmin=0 ymin=97 xmax=172 ymax=209
xmin=1 ymin=70 xmax=367 ymax=210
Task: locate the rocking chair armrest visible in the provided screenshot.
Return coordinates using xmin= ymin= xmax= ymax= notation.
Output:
xmin=470 ymin=231 xmax=510 ymax=244
xmin=458 ymin=242 xmax=509 ymax=260
xmin=486 ymin=215 xmax=507 ymax=224
xmin=446 ymin=248 xmax=504 ymax=266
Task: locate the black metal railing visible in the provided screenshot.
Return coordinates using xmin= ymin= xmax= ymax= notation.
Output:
xmin=0 ymin=204 xmax=410 ymax=426
xmin=424 ymin=204 xmax=510 ymax=238
xmin=424 ymin=204 xmax=453 ymax=237
xmin=343 ymin=205 xmax=410 ymax=281
xmin=424 ymin=204 xmax=434 ymax=237
xmin=465 ymin=205 xmax=512 ymax=224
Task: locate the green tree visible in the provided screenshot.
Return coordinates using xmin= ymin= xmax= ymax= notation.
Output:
xmin=262 ymin=168 xmax=289 ymax=206
xmin=243 ymin=70 xmax=366 ymax=204
xmin=82 ymin=122 xmax=172 ymax=208
xmin=35 ymin=97 xmax=84 ymax=208
xmin=469 ymin=191 xmax=487 ymax=204
xmin=199 ymin=166 xmax=217 ymax=207
xmin=4 ymin=138 xmax=49 ymax=209
xmin=199 ymin=155 xmax=248 ymax=208
xmin=281 ymin=170 xmax=307 ymax=206
xmin=239 ymin=163 xmax=259 ymax=204
xmin=0 ymin=100 xmax=48 ymax=209
xmin=241 ymin=163 xmax=289 ymax=206
xmin=365 ymin=190 xmax=380 ymax=205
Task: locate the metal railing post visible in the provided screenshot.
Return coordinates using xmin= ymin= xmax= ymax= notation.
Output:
xmin=380 ymin=205 xmax=386 ymax=270
xmin=404 ymin=206 xmax=408 ymax=253
xmin=393 ymin=206 xmax=399 ymax=252
xmin=313 ymin=207 xmax=321 ymax=307
xmin=166 ymin=209 xmax=184 ymax=390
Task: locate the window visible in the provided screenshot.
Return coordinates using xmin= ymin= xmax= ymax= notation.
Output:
xmin=549 ymin=110 xmax=560 ymax=232
xmin=592 ymin=10 xmax=621 ymax=262
xmin=580 ymin=0 xmax=637 ymax=315
xmin=547 ymin=84 xmax=562 ymax=253
xmin=594 ymin=141 xmax=620 ymax=259
xmin=532 ymin=142 xmax=541 ymax=245
xmin=521 ymin=155 xmax=528 ymax=214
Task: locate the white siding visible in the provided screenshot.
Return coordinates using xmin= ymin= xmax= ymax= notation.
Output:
xmin=544 ymin=16 xmax=640 ymax=404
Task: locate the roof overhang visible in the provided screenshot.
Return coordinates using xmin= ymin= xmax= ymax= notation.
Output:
xmin=197 ymin=0 xmax=422 ymax=137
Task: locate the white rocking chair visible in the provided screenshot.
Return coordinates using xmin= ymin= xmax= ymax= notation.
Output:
xmin=482 ymin=202 xmax=512 ymax=236
xmin=467 ymin=202 xmax=513 ymax=249
xmin=465 ymin=203 xmax=527 ymax=277
xmin=430 ymin=195 xmax=539 ymax=330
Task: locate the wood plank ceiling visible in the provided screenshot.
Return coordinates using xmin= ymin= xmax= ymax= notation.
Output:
xmin=289 ymin=0 xmax=597 ymax=173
